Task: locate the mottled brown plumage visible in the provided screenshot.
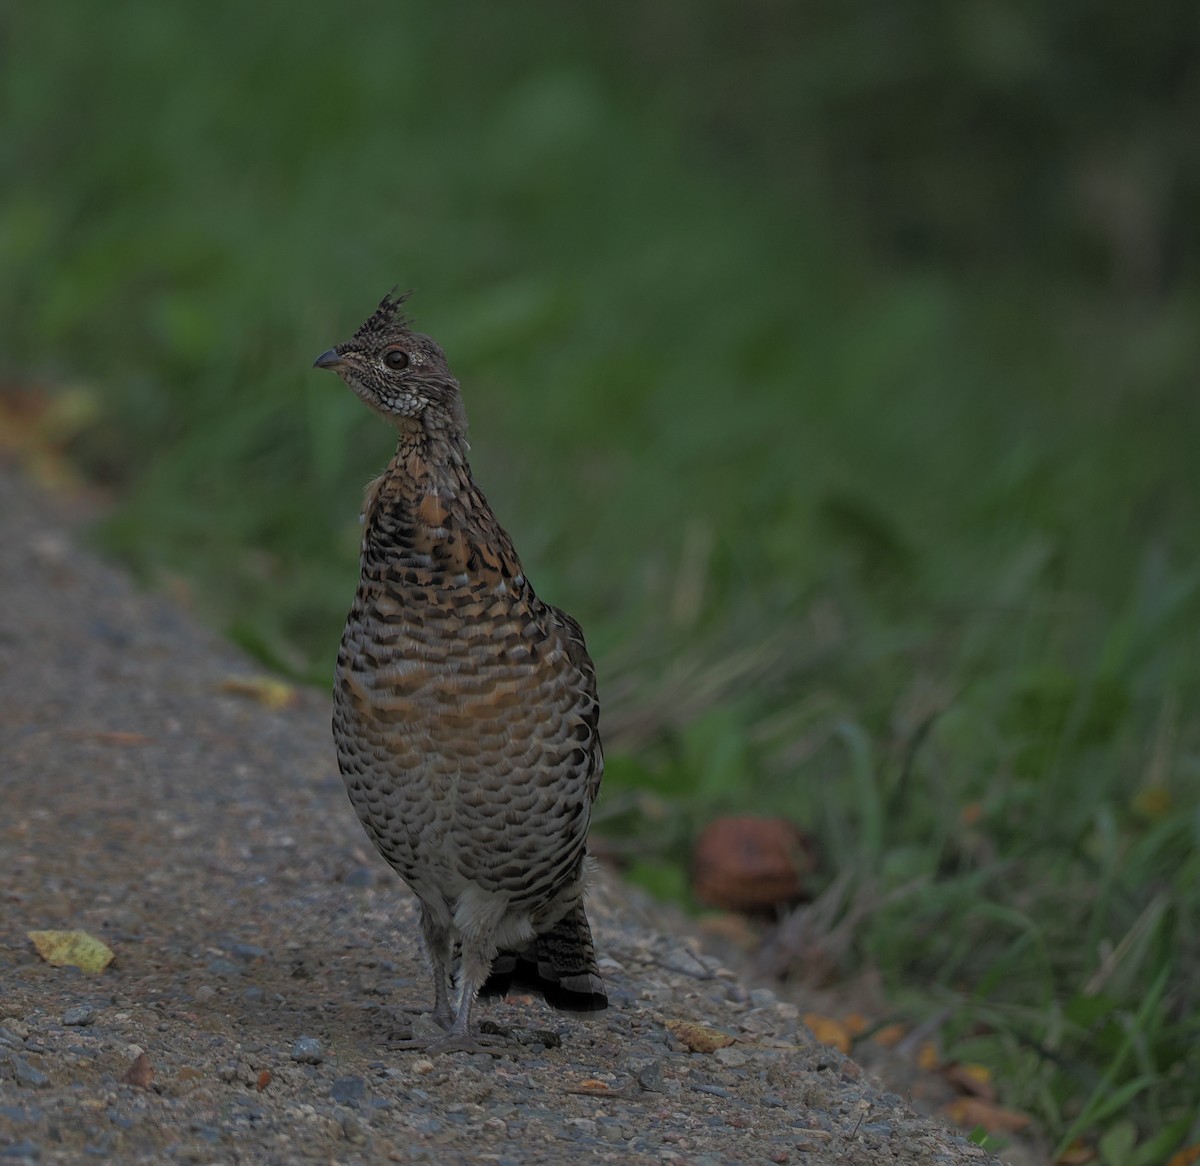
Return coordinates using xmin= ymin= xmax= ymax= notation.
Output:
xmin=315 ymin=291 xmax=606 ymax=1054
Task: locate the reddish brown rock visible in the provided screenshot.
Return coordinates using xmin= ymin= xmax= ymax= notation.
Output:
xmin=692 ymin=816 xmax=815 ymax=911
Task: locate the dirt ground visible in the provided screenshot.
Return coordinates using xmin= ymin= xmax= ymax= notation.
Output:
xmin=0 ymin=460 xmax=999 ymax=1165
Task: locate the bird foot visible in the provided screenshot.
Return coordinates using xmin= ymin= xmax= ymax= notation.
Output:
xmin=386 ymin=1028 xmax=511 ymax=1057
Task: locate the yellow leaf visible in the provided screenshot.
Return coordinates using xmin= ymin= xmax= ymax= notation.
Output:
xmin=872 ymin=1022 xmax=907 ymax=1047
xmin=1132 ymin=786 xmax=1173 ymax=820
xmin=1167 ymin=1145 xmax=1200 ymax=1166
xmin=219 ymin=676 xmax=296 ymax=710
xmin=917 ymin=1039 xmax=940 ymax=1071
xmin=28 ymin=929 xmax=114 ymax=972
xmin=942 ymin=1061 xmax=995 ymax=1100
xmin=942 ymin=1097 xmax=1031 ymax=1134
xmin=803 ymin=1013 xmax=852 ymax=1053
xmin=663 ymin=1019 xmax=736 ymax=1053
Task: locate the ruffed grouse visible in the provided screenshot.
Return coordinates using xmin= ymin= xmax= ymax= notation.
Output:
xmin=315 ymin=291 xmax=606 ymax=1055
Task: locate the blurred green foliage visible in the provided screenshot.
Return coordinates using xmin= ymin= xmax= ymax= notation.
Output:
xmin=5 ymin=0 xmax=1200 ymax=1155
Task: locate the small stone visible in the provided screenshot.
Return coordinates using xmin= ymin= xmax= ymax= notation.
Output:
xmin=230 ymin=943 xmax=268 ymax=961
xmin=290 ymin=1037 xmax=324 ymax=1065
xmin=0 ymin=1028 xmax=24 ymax=1049
xmin=659 ymin=947 xmax=711 ymax=979
xmin=342 ymin=866 xmax=374 ymax=888
xmin=193 ymin=985 xmax=217 ymax=1003
xmin=206 ymin=958 xmax=243 ymax=977
xmin=713 ymin=1047 xmax=750 ymax=1068
xmin=636 ymin=1060 xmax=665 ymax=1092
xmin=341 ymin=1113 xmax=368 ymax=1143
xmin=331 ymin=1076 xmax=366 ymax=1106
xmin=0 ymin=1140 xmax=40 ymax=1160
xmin=242 ymin=987 xmax=264 ymax=1003
xmin=62 ymin=1006 xmax=96 ymax=1027
xmin=12 ymin=1059 xmax=50 ymax=1088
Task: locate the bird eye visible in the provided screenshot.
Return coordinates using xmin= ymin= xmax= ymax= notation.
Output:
xmin=384 ymin=349 xmax=410 ymax=370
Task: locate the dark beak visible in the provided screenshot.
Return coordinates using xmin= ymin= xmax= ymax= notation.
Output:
xmin=313 ymin=348 xmax=345 ymax=370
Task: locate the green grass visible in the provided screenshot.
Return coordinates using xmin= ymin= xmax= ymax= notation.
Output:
xmin=6 ymin=1 xmax=1200 ymax=1158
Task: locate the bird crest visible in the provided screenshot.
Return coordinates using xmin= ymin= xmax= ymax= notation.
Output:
xmin=353 ymin=288 xmax=414 ymax=342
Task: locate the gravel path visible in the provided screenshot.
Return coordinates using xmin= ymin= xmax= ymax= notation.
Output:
xmin=0 ymin=462 xmax=997 ymax=1165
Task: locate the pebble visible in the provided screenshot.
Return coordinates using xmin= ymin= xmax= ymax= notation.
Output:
xmin=0 ymin=1141 xmax=39 ymax=1160
xmin=330 ymin=1076 xmax=367 ymax=1106
xmin=713 ymin=1047 xmax=750 ymax=1068
xmin=0 ymin=1026 xmax=26 ymax=1048
xmin=230 ymin=942 xmax=268 ymax=961
xmin=206 ymin=958 xmax=243 ymax=977
xmin=659 ymin=946 xmax=711 ymax=979
xmin=290 ymin=1037 xmax=324 ymax=1064
xmin=12 ymin=1058 xmax=50 ymax=1088
xmin=635 ymin=1059 xmax=665 ymax=1092
xmin=748 ymin=987 xmax=777 ymax=1008
xmin=342 ymin=866 xmax=374 ymax=887
xmin=62 ymin=1005 xmax=96 ymax=1027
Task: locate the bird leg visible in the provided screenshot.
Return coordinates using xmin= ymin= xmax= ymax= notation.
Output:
xmin=387 ymin=908 xmax=455 ymax=1042
xmin=388 ymin=916 xmax=510 ymax=1054
xmin=421 ymin=910 xmax=456 ymax=1031
xmin=422 ymin=933 xmax=511 ymax=1056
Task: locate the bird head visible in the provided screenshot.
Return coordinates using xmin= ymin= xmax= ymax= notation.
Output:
xmin=314 ymin=290 xmax=467 ymax=439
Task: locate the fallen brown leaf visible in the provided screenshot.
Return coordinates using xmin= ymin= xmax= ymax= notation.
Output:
xmin=942 ymin=1096 xmax=1031 ymax=1134
xmin=663 ymin=1019 xmax=736 ymax=1053
xmin=566 ymin=1080 xmax=621 ymax=1097
xmin=257 ymin=1070 xmax=272 ymax=1091
xmin=1056 ymin=1141 xmax=1096 ymax=1165
xmin=1167 ymin=1146 xmax=1200 ymax=1166
xmin=122 ymin=1052 xmax=154 ymax=1090
xmin=802 ymin=1012 xmax=852 ymax=1054
xmin=219 ymin=676 xmax=297 ymax=710
xmin=942 ymin=1061 xmax=996 ymax=1101
xmin=872 ymin=1022 xmax=907 ymax=1047
xmin=91 ymin=731 xmax=152 ymax=747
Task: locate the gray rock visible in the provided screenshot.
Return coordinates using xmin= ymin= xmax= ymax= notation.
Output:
xmin=0 ymin=1140 xmax=40 ymax=1160
xmin=61 ymin=1006 xmax=96 ymax=1027
xmin=290 ymin=1037 xmax=324 ymax=1064
xmin=331 ymin=1076 xmax=367 ymax=1106
xmin=12 ymin=1059 xmax=50 ymax=1088
xmin=206 ymin=958 xmax=243 ymax=977
xmin=230 ymin=943 xmax=268 ymax=961
xmin=636 ymin=1059 xmax=665 ymax=1092
xmin=660 ymin=946 xmax=712 ymax=978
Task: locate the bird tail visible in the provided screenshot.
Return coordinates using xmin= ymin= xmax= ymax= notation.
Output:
xmin=481 ymin=902 xmax=608 ymax=1013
